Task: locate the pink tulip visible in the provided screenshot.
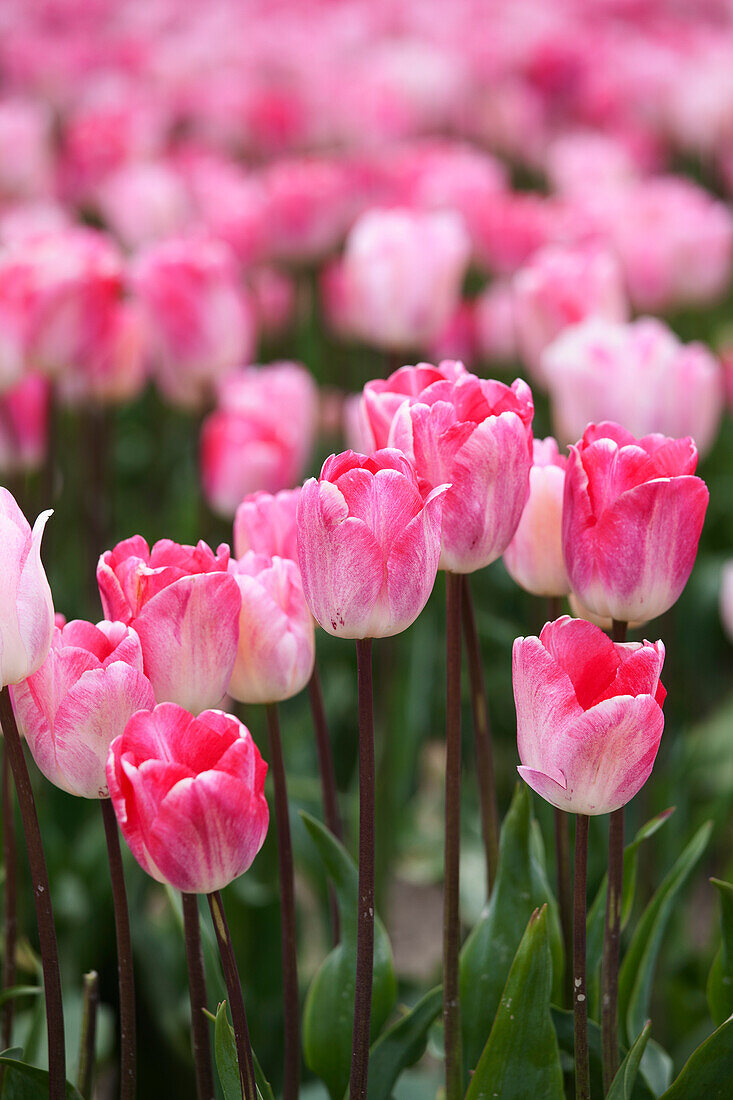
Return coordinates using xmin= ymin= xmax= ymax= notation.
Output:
xmin=361 ymin=360 xmax=467 ymax=451
xmin=233 ymin=488 xmax=300 ymax=562
xmin=297 ymin=449 xmax=448 ymax=638
xmin=503 ymin=437 xmax=570 ymax=597
xmin=513 ymin=243 xmax=629 ymax=381
xmin=201 ymin=362 xmax=318 ymax=518
xmin=338 ymin=207 xmax=471 ymax=352
xmin=96 ymin=161 xmax=193 ymax=250
xmin=97 ymin=537 xmax=241 ymax=713
xmin=427 ymin=302 xmax=477 ymax=369
xmin=58 ymin=300 xmax=148 ymax=406
xmin=514 ymin=616 xmax=666 ymax=815
xmin=228 ymin=552 xmax=315 ymax=704
xmin=543 ymin=317 xmax=724 ymax=457
xmin=261 ymin=156 xmax=356 ymax=263
xmin=563 ymin=422 xmax=709 ymax=623
xmin=176 ymin=150 xmax=267 ymax=267
xmin=389 ymin=371 xmax=534 ymax=573
xmin=12 ymin=620 xmax=154 ymax=799
xmin=720 ymin=562 xmax=733 ymax=644
xmin=0 ymin=489 xmax=54 ymax=686
xmin=131 ymin=235 xmax=255 ymax=409
xmin=473 ymin=280 xmax=518 ymax=365
xmin=247 ymin=267 xmax=297 ymax=337
xmin=0 ymin=373 xmax=49 ymax=474
xmin=0 ymin=99 xmax=53 ymax=200
xmin=544 ymin=131 xmax=641 ymax=198
xmin=107 ymin=703 xmax=268 ymax=893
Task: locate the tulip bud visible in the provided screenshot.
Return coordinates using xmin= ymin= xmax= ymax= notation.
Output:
xmin=514 ymin=616 xmax=666 ymax=815
xmin=0 ymin=374 xmax=49 ymax=475
xmin=297 ymin=449 xmax=448 ymax=638
xmin=97 ymin=536 xmax=241 ymax=713
xmin=503 ymin=437 xmax=570 ymax=597
xmin=0 ymin=489 xmax=54 ymax=686
xmin=563 ymin=422 xmax=709 ymax=623
xmin=228 ymin=553 xmax=315 ymax=704
xmin=12 ymin=620 xmax=154 ymax=798
xmin=389 ymin=369 xmax=534 ymax=573
xmin=233 ymin=488 xmax=300 ymax=562
xmin=107 ymin=704 xmax=269 ymax=893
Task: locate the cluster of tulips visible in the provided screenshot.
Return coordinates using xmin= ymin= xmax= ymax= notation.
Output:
xmin=0 ymin=347 xmax=716 ymax=1099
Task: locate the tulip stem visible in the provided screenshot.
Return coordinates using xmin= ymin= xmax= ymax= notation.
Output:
xmin=265 ymin=702 xmax=300 ymax=1100
xmin=444 ymin=573 xmax=464 ymax=1100
xmin=307 ymin=665 xmax=342 ymax=943
xmin=350 ymin=638 xmax=375 ymax=1100
xmin=100 ymin=798 xmax=136 ymax=1100
xmin=207 ymin=890 xmax=257 ymax=1100
xmin=602 ymin=619 xmax=627 ymax=1093
xmin=574 ymin=814 xmax=591 ymax=1100
xmin=0 ymin=686 xmax=65 ymax=1099
xmin=2 ymin=740 xmax=18 ymax=1049
xmin=461 ymin=577 xmax=499 ymax=894
xmin=182 ymin=893 xmax=215 ymax=1100
xmin=77 ymin=970 xmax=99 ymax=1099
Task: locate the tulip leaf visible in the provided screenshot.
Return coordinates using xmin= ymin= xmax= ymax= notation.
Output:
xmin=607 ymin=1022 xmax=652 ymax=1100
xmin=465 ymin=906 xmax=563 ymax=1100
xmin=552 ymin=1010 xmax=656 ymax=1100
xmin=659 ymin=1016 xmax=733 ymax=1098
xmin=213 ymin=1001 xmax=273 ymax=1100
xmin=364 ymin=986 xmax=442 ymax=1100
xmin=301 ymin=812 xmax=397 ymax=1100
xmin=459 ymin=784 xmax=563 ymax=1075
xmin=707 ymin=878 xmax=733 ymax=1026
xmin=0 ymin=986 xmax=41 ymax=1010
xmin=0 ymin=1055 xmax=84 ymax=1099
xmin=618 ymin=820 xmax=712 ymax=1045
xmin=586 ymin=808 xmax=675 ymax=1008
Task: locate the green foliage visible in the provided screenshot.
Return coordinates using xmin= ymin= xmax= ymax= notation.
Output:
xmin=707 ymin=878 xmax=733 ymax=1026
xmin=607 ymin=1023 xmax=652 ymax=1100
xmin=465 ymin=907 xmax=563 ymax=1100
xmin=459 ymin=784 xmax=563 ymax=1075
xmin=660 ymin=1017 xmax=733 ymax=1098
xmin=364 ymin=986 xmax=442 ymax=1100
xmin=213 ymin=1002 xmax=275 ymax=1100
xmin=0 ymin=1053 xmax=84 ymax=1099
xmin=301 ymin=813 xmax=397 ymax=1100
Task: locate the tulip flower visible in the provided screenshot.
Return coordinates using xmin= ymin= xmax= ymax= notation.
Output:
xmin=97 ymin=536 xmax=241 ymax=712
xmin=0 ymin=373 xmax=49 ymax=475
xmin=514 ymin=616 xmax=666 ymax=815
xmin=473 ymin=279 xmax=518 ymax=366
xmin=12 ymin=619 xmax=155 ymax=799
xmin=563 ymin=422 xmax=709 ymax=624
xmin=233 ymin=488 xmax=300 ymax=563
xmin=389 ymin=370 xmax=534 ymax=574
xmin=513 ymin=243 xmax=628 ymax=382
xmin=297 ymin=448 xmax=448 ymax=639
xmin=201 ymin=362 xmax=318 ymax=518
xmin=721 ymin=562 xmax=733 ymax=644
xmin=361 ymin=360 xmax=467 ymax=451
xmin=107 ymin=703 xmax=269 ymax=894
xmin=228 ymin=552 xmax=314 ymax=705
xmin=503 ymin=437 xmax=570 ymax=598
xmin=0 ymin=489 xmax=54 ymax=687
xmin=543 ymin=317 xmax=724 ymax=456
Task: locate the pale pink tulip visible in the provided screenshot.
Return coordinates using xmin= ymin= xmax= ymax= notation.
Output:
xmin=504 ymin=438 xmax=570 ymax=597
xmin=233 ymin=489 xmax=300 ymax=562
xmin=0 ymin=489 xmax=54 ymax=686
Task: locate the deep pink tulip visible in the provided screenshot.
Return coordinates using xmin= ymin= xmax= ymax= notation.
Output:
xmin=201 ymin=362 xmax=317 ymax=518
xmin=97 ymin=537 xmax=241 ymax=713
xmin=261 ymin=156 xmax=355 ymax=263
xmin=12 ymin=620 xmax=154 ymax=799
xmin=514 ymin=617 xmax=666 ymax=815
xmin=513 ymin=243 xmax=629 ymax=381
xmin=0 ymin=489 xmax=54 ymax=687
xmin=389 ymin=370 xmax=534 ymax=573
xmin=228 ymin=552 xmax=315 ymax=704
xmin=107 ymin=704 xmax=268 ymax=894
xmin=0 ymin=373 xmax=49 ymax=474
xmin=563 ymin=422 xmax=709 ymax=623
xmin=297 ymin=449 xmax=448 ymax=638
xmin=503 ymin=437 xmax=570 ymax=598
xmin=543 ymin=317 xmax=724 ymax=456
xmin=233 ymin=488 xmax=300 ymax=562
xmin=131 ymin=235 xmax=255 ymax=409
xmin=361 ymin=360 xmax=467 ymax=451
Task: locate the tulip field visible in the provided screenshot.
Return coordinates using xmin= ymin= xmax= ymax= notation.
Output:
xmin=5 ymin=2 xmax=733 ymax=1100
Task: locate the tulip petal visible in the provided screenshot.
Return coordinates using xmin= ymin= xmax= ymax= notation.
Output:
xmin=539 ymin=616 xmax=620 ymax=709
xmin=513 ymin=635 xmax=583 ymax=768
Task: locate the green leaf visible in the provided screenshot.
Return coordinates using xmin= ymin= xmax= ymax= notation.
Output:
xmin=707 ymin=878 xmax=733 ymax=1026
xmin=365 ymin=986 xmax=442 ymax=1100
xmin=618 ymin=820 xmax=712 ymax=1044
xmin=607 ymin=1022 xmax=652 ymax=1100
xmin=213 ymin=1001 xmax=274 ymax=1100
xmin=0 ymin=1055 xmax=84 ymax=1099
xmin=465 ymin=906 xmax=563 ymax=1100
xmin=552 ymin=1010 xmax=656 ymax=1100
xmin=301 ymin=812 xmax=397 ymax=1100
xmin=459 ymin=784 xmax=563 ymax=1074
xmin=660 ymin=1017 xmax=733 ymax=1098
xmin=586 ymin=808 xmax=675 ymax=997
xmin=0 ymin=987 xmax=41 ymax=1010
